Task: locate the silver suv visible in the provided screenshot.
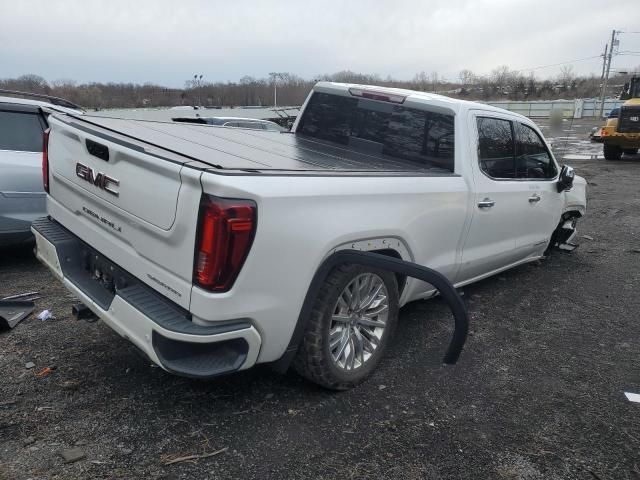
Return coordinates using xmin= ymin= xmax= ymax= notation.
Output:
xmin=0 ymin=90 xmax=83 ymax=247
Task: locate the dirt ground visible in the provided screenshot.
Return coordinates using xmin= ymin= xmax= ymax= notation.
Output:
xmin=1 ymin=119 xmax=639 ymax=480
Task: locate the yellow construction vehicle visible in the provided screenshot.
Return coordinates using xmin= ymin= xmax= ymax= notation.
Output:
xmin=600 ymin=75 xmax=640 ymax=160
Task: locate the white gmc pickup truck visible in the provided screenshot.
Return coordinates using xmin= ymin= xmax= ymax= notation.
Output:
xmin=33 ymin=82 xmax=586 ymax=389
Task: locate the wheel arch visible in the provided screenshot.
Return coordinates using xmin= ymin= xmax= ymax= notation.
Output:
xmin=269 ymin=248 xmax=469 ymax=375
xmin=562 ymin=207 xmax=584 ymax=218
xmin=328 ymin=236 xmax=413 ymax=297
xmin=269 ymin=236 xmax=412 ymax=373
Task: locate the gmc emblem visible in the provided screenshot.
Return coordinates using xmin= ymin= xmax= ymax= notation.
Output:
xmin=76 ymin=162 xmax=119 ymax=197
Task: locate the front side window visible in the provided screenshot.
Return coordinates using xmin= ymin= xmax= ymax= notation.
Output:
xmin=298 ymin=92 xmax=455 ymax=172
xmin=0 ymin=111 xmax=44 ymax=152
xmin=476 ymin=117 xmax=515 ymax=178
xmin=515 ymin=123 xmax=557 ymax=179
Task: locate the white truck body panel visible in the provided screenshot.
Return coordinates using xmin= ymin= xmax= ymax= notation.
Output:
xmin=33 ymin=82 xmax=587 ymax=377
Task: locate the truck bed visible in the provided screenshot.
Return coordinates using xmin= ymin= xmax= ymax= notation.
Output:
xmin=61 ymin=114 xmax=450 ymax=176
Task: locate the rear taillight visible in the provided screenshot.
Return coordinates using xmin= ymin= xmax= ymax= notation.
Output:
xmin=42 ymin=128 xmax=51 ymax=193
xmin=193 ymin=195 xmax=257 ymax=292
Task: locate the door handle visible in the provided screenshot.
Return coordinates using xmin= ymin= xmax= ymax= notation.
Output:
xmin=478 ymin=198 xmax=495 ymax=208
xmin=528 ymin=194 xmax=541 ymax=203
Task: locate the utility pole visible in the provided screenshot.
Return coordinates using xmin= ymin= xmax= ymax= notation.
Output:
xmin=269 ymin=72 xmax=285 ymax=107
xmin=600 ymin=43 xmax=608 ymax=82
xmin=599 ymin=30 xmax=618 ymax=118
xmin=193 ymin=74 xmax=203 ymax=107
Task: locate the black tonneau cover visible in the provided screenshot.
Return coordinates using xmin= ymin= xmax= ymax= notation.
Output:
xmin=62 ymin=114 xmax=449 ymax=176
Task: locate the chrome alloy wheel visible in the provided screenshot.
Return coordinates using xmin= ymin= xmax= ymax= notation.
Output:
xmin=329 ymin=273 xmax=389 ymax=371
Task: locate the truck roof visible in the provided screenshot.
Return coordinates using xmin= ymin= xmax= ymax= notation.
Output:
xmin=309 ymin=82 xmax=524 ymax=119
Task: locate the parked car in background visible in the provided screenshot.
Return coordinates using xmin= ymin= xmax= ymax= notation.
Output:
xmin=0 ymin=90 xmax=83 ymax=247
xmin=172 ymin=116 xmax=285 ymax=131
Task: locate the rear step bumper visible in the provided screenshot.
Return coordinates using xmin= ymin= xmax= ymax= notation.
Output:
xmin=31 ymin=217 xmax=261 ymax=378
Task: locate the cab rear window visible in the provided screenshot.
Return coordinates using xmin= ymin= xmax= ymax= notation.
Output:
xmin=0 ymin=111 xmax=44 ymax=152
xmin=297 ymin=92 xmax=455 ymax=172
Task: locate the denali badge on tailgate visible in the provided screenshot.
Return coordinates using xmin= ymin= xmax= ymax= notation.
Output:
xmin=75 ymin=162 xmax=119 ymax=197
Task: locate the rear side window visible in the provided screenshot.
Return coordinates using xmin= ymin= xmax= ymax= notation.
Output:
xmin=0 ymin=111 xmax=44 ymax=152
xmin=298 ymin=92 xmax=455 ymax=172
xmin=515 ymin=123 xmax=557 ymax=179
xmin=477 ymin=117 xmax=515 ymax=178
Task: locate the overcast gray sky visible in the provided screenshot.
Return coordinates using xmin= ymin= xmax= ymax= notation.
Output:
xmin=1 ymin=0 xmax=639 ymax=86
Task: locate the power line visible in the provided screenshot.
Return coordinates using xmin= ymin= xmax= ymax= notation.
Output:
xmin=511 ymin=55 xmax=603 ymax=73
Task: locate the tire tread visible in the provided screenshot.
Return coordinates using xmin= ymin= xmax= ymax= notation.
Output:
xmin=293 ymin=263 xmax=398 ymax=390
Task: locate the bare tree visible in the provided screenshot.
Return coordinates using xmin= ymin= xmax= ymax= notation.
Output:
xmin=459 ymin=69 xmax=475 ymax=86
xmin=558 ymin=65 xmax=576 ymax=91
xmin=0 ymin=66 xmax=610 ymax=109
xmin=413 ymin=71 xmax=429 ymax=91
xmin=491 ymin=65 xmax=511 ymax=88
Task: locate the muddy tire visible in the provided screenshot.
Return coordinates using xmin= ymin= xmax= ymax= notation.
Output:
xmin=293 ymin=263 xmax=399 ymax=390
xmin=604 ymin=143 xmax=622 ymax=161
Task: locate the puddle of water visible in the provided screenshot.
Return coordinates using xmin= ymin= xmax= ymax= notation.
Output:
xmin=562 ymin=153 xmax=602 ymax=160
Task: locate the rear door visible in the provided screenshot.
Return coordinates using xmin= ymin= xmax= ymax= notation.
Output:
xmin=459 ymin=113 xmax=529 ymax=281
xmin=0 ymin=105 xmax=47 ymax=233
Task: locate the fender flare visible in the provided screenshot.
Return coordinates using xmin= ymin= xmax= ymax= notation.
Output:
xmin=271 ymin=250 xmax=469 ymax=372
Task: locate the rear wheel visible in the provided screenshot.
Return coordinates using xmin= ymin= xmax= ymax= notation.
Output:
xmin=623 ymin=148 xmax=639 ymax=155
xmin=603 ymin=143 xmax=622 ymax=160
xmin=293 ymin=264 xmax=399 ymax=390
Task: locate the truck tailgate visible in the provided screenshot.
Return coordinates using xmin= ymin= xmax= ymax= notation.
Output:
xmin=45 ymin=115 xmax=203 ymax=309
xmin=49 ymin=116 xmax=185 ymax=229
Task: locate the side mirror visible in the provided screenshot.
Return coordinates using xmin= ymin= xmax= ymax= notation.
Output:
xmin=557 ymin=165 xmax=575 ymax=192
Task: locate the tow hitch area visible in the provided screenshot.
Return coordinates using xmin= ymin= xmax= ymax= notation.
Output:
xmin=72 ymin=303 xmax=99 ymax=323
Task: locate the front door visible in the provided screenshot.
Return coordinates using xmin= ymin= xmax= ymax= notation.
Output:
xmin=512 ymin=121 xmax=563 ymax=256
xmin=459 ymin=113 xmax=530 ymax=282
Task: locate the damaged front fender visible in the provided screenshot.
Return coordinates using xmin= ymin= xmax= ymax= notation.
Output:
xmin=563 ymin=174 xmax=587 ymax=217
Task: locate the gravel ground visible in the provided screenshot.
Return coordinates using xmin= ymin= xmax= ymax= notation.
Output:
xmin=1 ymin=120 xmax=639 ymax=480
